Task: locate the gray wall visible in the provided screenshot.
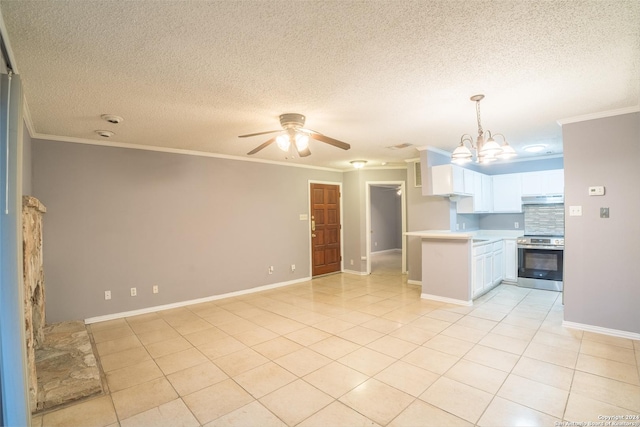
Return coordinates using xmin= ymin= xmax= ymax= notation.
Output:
xmin=370 ymin=186 xmax=401 ymax=252
xmin=407 ymin=158 xmax=451 ymax=281
xmin=32 ymin=139 xmax=342 ymax=322
xmin=563 ymin=112 xmax=640 ymax=335
xmin=478 ymin=213 xmax=524 ymax=230
xmin=342 ymin=168 xmax=407 ymax=273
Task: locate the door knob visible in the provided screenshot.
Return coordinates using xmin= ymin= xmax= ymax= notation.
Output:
xmin=312 ymin=233 xmax=317 ymax=238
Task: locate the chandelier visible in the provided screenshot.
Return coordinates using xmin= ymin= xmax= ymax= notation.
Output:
xmin=451 ymin=94 xmax=516 ymax=164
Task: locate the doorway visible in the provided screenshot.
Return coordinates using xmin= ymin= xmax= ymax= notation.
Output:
xmin=365 ymin=181 xmax=406 ymax=275
xmin=310 ymin=182 xmax=342 ymax=277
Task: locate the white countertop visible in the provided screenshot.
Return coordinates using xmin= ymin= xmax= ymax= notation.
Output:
xmin=404 ymin=229 xmax=523 ymax=242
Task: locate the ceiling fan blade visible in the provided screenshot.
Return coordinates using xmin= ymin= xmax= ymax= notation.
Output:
xmin=247 ymin=137 xmax=276 ymax=155
xmin=238 ymin=129 xmax=281 ymax=138
xmin=299 ymin=128 xmax=320 ymax=134
xmin=309 ymin=133 xmax=351 ymax=150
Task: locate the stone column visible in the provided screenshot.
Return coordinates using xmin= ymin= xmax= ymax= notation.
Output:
xmin=22 ymin=195 xmax=46 ymax=412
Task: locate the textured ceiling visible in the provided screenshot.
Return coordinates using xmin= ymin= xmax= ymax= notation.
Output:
xmin=1 ymin=0 xmax=638 ymax=169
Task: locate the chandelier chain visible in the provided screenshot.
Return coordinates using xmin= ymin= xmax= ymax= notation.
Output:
xmin=476 ymin=99 xmax=483 ymax=136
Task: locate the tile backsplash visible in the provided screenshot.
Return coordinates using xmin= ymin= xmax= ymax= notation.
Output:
xmin=524 ymin=204 xmax=565 ymax=236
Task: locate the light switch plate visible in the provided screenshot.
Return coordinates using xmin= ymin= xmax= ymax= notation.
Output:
xmin=299 ymin=214 xmax=308 ymax=220
xmin=569 ymin=206 xmax=582 ymax=216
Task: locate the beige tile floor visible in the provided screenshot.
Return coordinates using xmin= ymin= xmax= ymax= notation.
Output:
xmin=32 ymin=252 xmax=640 ymax=426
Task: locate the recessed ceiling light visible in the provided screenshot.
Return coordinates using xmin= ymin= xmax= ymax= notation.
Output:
xmin=101 ymin=114 xmax=124 ymax=124
xmin=95 ymin=130 xmax=115 ymax=138
xmin=523 ymin=144 xmax=547 ymax=153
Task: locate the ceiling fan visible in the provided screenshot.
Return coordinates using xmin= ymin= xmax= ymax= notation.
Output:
xmin=239 ymin=113 xmax=351 ymax=157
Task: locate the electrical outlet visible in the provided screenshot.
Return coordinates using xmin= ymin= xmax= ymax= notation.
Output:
xmin=462 ymin=223 xmax=466 ymax=230
xmin=514 ymin=222 xmax=519 ymax=229
xmin=350 ymin=259 xmax=354 ymax=265
xmin=104 ymin=290 xmax=111 ymax=300
xmin=291 ymin=264 xmax=296 ymax=272
xmin=456 ymin=223 xmax=460 ymax=230
xmin=152 ymin=285 xmax=159 ymax=294
xmin=374 ymin=241 xmax=378 ymax=247
xmin=130 ymin=287 xmax=137 ymax=297
xmin=268 ymin=266 xmax=274 ymax=275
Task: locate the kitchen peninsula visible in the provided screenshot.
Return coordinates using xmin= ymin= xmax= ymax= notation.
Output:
xmin=405 ymin=230 xmax=522 ymax=305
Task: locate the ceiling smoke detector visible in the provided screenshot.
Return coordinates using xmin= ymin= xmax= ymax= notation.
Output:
xmin=101 ymin=114 xmax=124 ymax=124
xmin=95 ymin=130 xmax=115 ymax=138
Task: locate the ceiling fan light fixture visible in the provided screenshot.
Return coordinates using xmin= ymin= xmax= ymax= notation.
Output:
xmin=240 ymin=113 xmax=351 ymax=156
xmin=295 ymin=133 xmax=309 ymax=150
xmin=351 ymin=160 xmax=367 ymax=169
xmin=276 ymin=134 xmax=290 ymax=151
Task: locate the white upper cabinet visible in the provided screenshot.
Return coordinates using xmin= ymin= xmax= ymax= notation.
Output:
xmin=457 ymin=170 xmax=492 ymax=213
xmin=481 ymin=174 xmax=492 ymax=212
xmin=429 ymin=165 xmax=564 ymax=212
xmin=427 ymin=164 xmax=471 ymax=196
xmin=521 ymin=169 xmax=564 ymax=196
xmin=492 ymin=173 xmax=523 ymax=213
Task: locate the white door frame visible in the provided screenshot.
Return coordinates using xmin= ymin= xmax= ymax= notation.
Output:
xmin=308 ymin=180 xmax=344 ymax=276
xmin=365 ymin=181 xmax=407 ymax=275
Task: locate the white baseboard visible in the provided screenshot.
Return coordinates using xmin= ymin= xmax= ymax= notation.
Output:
xmin=562 ymin=321 xmax=640 ymax=341
xmin=84 ymin=277 xmax=311 ymax=324
xmin=421 ymin=293 xmax=473 ymax=306
xmin=407 ymin=279 xmax=421 ymax=286
xmin=343 ymin=269 xmax=369 ymax=276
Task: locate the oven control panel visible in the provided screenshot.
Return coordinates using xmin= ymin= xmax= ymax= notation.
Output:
xmin=517 ymin=237 xmax=564 ymax=247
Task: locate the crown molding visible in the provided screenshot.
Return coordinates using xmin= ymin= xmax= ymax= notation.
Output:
xmin=29 ymin=131 xmax=344 ymax=173
xmin=557 ymin=105 xmax=640 ymax=126
xmin=415 ymin=145 xmax=452 ymax=157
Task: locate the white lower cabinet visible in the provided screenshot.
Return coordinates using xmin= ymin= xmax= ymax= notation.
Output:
xmin=472 ymin=241 xmax=505 ymax=297
xmin=492 ymin=242 xmax=504 ymax=284
xmin=503 ymin=239 xmax=518 ymax=283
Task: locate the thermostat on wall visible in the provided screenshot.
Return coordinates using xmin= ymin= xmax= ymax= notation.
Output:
xmin=588 ymin=186 xmax=605 ymax=196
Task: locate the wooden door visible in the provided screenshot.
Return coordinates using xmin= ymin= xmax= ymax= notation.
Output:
xmin=310 ymin=183 xmax=341 ymax=276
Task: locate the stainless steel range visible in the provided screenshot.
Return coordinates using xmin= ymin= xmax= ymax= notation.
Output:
xmin=516 ymin=235 xmax=564 ymax=291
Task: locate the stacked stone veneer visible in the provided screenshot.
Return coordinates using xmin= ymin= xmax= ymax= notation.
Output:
xmin=22 ymin=195 xmax=47 ymax=412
